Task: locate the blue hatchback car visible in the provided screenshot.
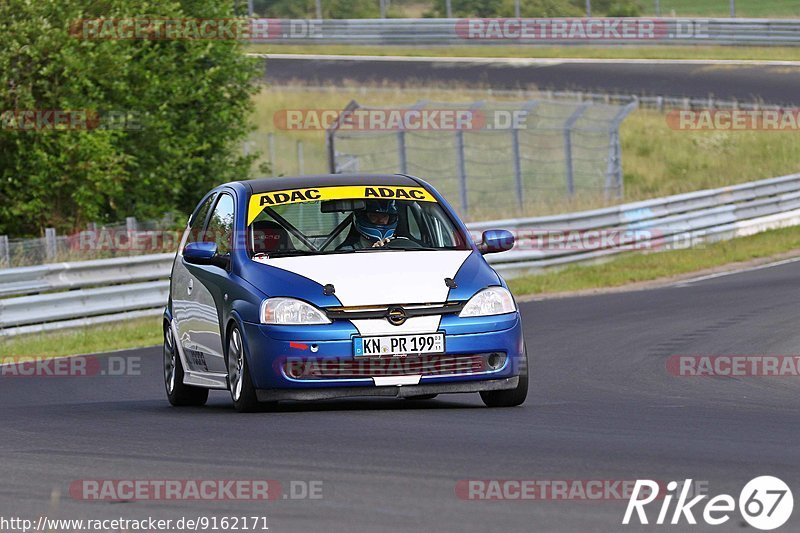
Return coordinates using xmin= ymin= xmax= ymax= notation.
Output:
xmin=164 ymin=174 xmax=527 ymax=412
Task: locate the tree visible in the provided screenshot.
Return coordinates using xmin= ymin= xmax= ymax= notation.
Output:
xmin=0 ymin=0 xmax=261 ymax=236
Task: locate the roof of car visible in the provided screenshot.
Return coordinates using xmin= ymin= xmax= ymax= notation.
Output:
xmin=240 ymin=174 xmax=422 ymax=194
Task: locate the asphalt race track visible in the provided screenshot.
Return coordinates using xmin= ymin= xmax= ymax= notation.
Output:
xmin=263 ymin=56 xmax=800 ymax=105
xmin=2 ymin=260 xmax=800 ymax=532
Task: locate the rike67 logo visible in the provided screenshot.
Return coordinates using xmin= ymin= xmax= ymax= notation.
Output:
xmin=623 ymin=476 xmax=793 ymax=530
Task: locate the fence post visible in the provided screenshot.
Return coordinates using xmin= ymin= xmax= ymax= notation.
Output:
xmin=268 ymin=133 xmax=276 ymax=176
xmin=605 ymin=101 xmax=638 ymax=198
xmin=126 ymin=217 xmax=138 ymax=233
xmin=397 ymin=130 xmax=407 ymax=174
xmin=297 ymin=140 xmax=305 ymax=175
xmin=45 ymin=227 xmax=57 ymax=260
xmin=455 ymin=130 xmax=468 ymax=215
xmin=0 ymin=235 xmax=9 ymax=267
xmin=511 ymin=128 xmax=524 ymax=211
xmin=563 ymin=103 xmax=590 ymax=196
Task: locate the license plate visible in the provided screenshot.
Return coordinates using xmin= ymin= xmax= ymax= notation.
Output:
xmin=353 ymin=333 xmax=445 ymax=357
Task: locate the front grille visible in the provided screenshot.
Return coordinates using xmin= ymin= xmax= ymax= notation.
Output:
xmin=283 ymin=353 xmax=504 ymax=380
xmin=324 ymin=301 xmax=465 ymax=321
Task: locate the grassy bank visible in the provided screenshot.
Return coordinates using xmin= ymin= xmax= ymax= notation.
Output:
xmin=0 ymin=316 xmax=162 ymax=359
xmin=248 ymin=44 xmax=800 ymax=62
xmin=507 ymin=224 xmax=800 ymax=295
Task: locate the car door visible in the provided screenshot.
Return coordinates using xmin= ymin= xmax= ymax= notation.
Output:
xmin=172 ymin=192 xmax=234 ymax=374
xmin=172 ymin=193 xmax=215 ymax=373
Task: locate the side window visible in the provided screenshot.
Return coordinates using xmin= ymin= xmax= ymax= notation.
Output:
xmin=187 ymin=194 xmax=215 ymax=243
xmin=204 ymin=193 xmax=235 ymax=255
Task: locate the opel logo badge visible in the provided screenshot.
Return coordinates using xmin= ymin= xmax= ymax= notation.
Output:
xmin=387 ymin=306 xmax=407 ymax=326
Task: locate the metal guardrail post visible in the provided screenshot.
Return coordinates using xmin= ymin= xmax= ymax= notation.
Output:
xmin=126 ymin=217 xmax=138 ymax=233
xmin=44 ymin=228 xmax=57 ymax=260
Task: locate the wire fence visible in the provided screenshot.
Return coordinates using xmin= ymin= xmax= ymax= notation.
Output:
xmin=0 ymin=216 xmax=181 ymax=269
xmin=325 ymin=99 xmax=636 ymax=220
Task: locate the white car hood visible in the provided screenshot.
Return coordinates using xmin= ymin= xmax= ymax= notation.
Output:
xmin=260 ymin=250 xmax=472 ymax=307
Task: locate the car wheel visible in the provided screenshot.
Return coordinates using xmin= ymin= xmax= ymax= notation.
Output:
xmin=405 ymin=394 xmax=438 ymax=400
xmin=227 ymin=325 xmax=262 ymax=413
xmin=480 ymin=346 xmax=528 ymax=408
xmin=164 ymin=324 xmax=209 ymax=407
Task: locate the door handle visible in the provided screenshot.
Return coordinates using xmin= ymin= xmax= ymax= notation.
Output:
xmin=187 ymin=279 xmax=193 ymax=296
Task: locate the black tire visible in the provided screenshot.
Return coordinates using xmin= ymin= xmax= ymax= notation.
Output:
xmin=164 ymin=324 xmax=209 ymax=407
xmin=480 ymin=347 xmax=528 ymax=408
xmin=405 ymin=394 xmax=438 ymax=400
xmin=227 ymin=325 xmax=263 ymax=413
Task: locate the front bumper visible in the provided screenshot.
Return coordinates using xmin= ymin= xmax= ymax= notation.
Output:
xmin=240 ymin=312 xmax=524 ymax=393
xmin=256 ymin=376 xmax=518 ymax=401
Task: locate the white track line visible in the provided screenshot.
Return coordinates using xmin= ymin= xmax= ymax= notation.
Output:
xmin=249 ymin=53 xmax=800 ymax=67
xmin=673 ymin=255 xmax=800 ymax=287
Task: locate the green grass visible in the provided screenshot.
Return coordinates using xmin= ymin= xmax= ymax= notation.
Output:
xmin=0 ymin=316 xmax=162 ymax=358
xmin=507 ymin=224 xmax=800 ymax=295
xmin=248 ymin=43 xmax=800 ymax=61
xmin=640 ymin=0 xmax=800 ymax=18
xmin=377 ymin=0 xmax=800 ymax=18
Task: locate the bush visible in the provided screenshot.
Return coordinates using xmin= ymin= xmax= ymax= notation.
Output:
xmin=0 ymin=0 xmax=261 ymax=236
xmin=570 ymin=0 xmax=643 ymax=16
xmin=606 ymin=0 xmax=644 ymax=16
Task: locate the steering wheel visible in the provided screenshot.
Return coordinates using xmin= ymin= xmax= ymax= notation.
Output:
xmin=385 ymin=236 xmax=424 ymax=249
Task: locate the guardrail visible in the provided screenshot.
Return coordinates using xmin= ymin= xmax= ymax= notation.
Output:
xmin=3 ymin=172 xmax=800 ymax=336
xmin=251 ymin=18 xmax=800 ymax=46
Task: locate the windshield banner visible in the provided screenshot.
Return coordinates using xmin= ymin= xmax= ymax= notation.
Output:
xmin=248 ymin=185 xmax=436 ymax=225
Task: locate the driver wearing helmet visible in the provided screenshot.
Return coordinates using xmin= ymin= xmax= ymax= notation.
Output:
xmin=337 ymin=199 xmax=399 ymax=250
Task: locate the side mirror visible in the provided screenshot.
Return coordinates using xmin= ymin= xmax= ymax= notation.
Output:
xmin=478 ymin=230 xmax=515 ymax=255
xmin=183 ymin=242 xmax=230 ymax=269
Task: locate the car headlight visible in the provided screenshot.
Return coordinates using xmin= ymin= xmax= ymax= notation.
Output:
xmin=260 ymin=297 xmax=331 ymax=325
xmin=459 ymin=287 xmax=516 ymax=317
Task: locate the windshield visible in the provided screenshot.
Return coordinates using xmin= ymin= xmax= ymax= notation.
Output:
xmin=247 ymin=189 xmax=469 ymax=258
